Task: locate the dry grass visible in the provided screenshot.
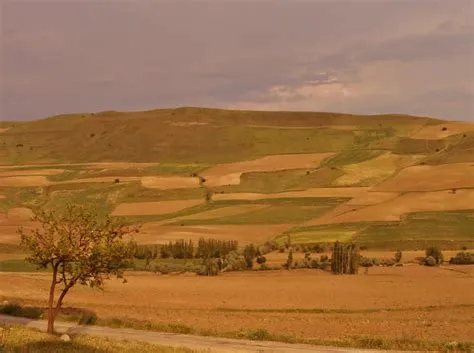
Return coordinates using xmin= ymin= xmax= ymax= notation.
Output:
xmin=112 ymin=200 xmax=204 ymax=217
xmin=0 ymin=325 xmax=200 ymax=353
xmin=411 ymin=121 xmax=474 ymax=140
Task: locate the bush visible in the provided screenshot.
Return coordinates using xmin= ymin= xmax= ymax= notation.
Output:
xmin=256 ymin=256 xmax=267 ymax=265
xmin=0 ymin=303 xmax=43 ymax=319
xmin=278 ymin=246 xmax=285 ymax=253
xmin=424 ymin=256 xmax=437 ymax=267
xmin=449 ymin=252 xmax=474 ymax=265
xmin=425 ymin=247 xmax=444 ymax=265
xmin=394 ymin=250 xmax=402 ymax=263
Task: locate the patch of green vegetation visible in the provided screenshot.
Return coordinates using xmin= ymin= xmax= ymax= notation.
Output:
xmin=353 ymin=128 xmax=395 ymax=146
xmin=174 ymin=205 xmax=331 ymax=225
xmin=117 ymin=182 xmax=206 ymax=203
xmin=355 ymin=211 xmax=474 ymax=243
xmin=279 ymin=223 xmax=364 ymax=244
xmin=0 ymin=187 xmax=42 ymax=211
xmin=44 ymin=184 xmax=122 ymax=218
xmin=47 ymin=170 xmax=81 ymax=182
xmin=212 ymin=167 xmax=344 ymax=194
xmin=369 ymin=137 xmax=445 ymax=154
xmin=321 ymin=149 xmax=384 ymax=168
xmin=1 ymin=325 xmax=200 ymax=353
xmin=0 ymin=259 xmax=47 ymax=272
xmin=144 ymin=163 xmax=211 ymax=176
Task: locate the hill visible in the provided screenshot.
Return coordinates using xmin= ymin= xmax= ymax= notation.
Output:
xmin=0 ymin=107 xmax=473 ymax=252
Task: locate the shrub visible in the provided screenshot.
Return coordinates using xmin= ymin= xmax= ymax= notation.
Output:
xmin=0 ymin=303 xmax=43 ymax=319
xmin=425 ymin=247 xmax=444 ymax=265
xmin=394 ymin=250 xmax=402 ymax=263
xmin=320 ymin=255 xmax=329 ymax=262
xmin=256 ymin=256 xmax=267 ymax=265
xmin=424 ymin=256 xmax=437 ymax=267
xmin=278 ymin=246 xmax=285 ymax=253
xmin=360 ymin=257 xmax=374 ymax=267
xmin=449 ymin=252 xmax=474 ymax=265
xmin=114 ymin=178 xmax=120 ymax=183
xmin=310 ymin=259 xmax=320 ymax=269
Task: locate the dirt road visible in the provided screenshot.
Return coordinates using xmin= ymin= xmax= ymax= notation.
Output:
xmin=0 ymin=314 xmax=410 ymax=353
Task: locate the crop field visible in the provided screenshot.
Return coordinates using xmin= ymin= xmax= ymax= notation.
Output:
xmin=0 ymin=109 xmax=474 ymax=350
xmin=1 ymin=263 xmax=474 ymax=347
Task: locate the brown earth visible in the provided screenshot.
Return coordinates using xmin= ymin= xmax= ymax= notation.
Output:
xmin=137 ymin=224 xmax=292 ymax=244
xmin=112 ymin=200 xmax=203 ymax=217
xmin=141 ymin=176 xmax=200 ymax=189
xmin=0 ymin=176 xmax=50 ymax=187
xmin=374 ymin=163 xmax=474 ymax=192
xmin=201 ymin=153 xmax=334 ymax=187
xmin=212 ymin=187 xmax=370 ymax=201
xmin=307 ymin=189 xmax=474 ymax=225
xmin=0 ymin=169 xmax=65 ymax=177
xmin=0 ymin=208 xmax=37 ymax=244
xmin=1 ymin=265 xmax=473 ymax=342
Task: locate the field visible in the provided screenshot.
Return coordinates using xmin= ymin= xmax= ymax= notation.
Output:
xmin=1 ymin=108 xmax=474 ymax=350
xmin=1 ymin=262 xmax=474 ymax=348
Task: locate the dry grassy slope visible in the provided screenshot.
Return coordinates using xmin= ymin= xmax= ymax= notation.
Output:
xmin=0 ymin=107 xmax=440 ymax=165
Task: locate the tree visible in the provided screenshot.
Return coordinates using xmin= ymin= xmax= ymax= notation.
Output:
xmin=243 ymin=244 xmax=256 ymax=269
xmin=19 ymin=204 xmax=138 ymax=334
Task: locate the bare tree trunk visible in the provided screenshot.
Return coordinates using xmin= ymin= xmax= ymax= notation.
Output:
xmin=47 ymin=266 xmax=58 ymax=334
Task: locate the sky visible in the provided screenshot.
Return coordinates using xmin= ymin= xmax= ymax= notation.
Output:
xmin=1 ymin=0 xmax=473 ymax=121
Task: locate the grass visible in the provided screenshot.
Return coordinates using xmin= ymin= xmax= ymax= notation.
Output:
xmin=354 ymin=210 xmax=474 ymax=243
xmin=212 ymin=167 xmax=344 ymax=194
xmin=116 ymin=182 xmax=206 ymax=203
xmin=0 ymin=259 xmax=47 ymax=272
xmin=0 ymin=325 xmax=202 ymax=353
xmin=320 ymin=149 xmax=384 ymax=168
xmin=173 ymin=205 xmax=332 ymax=225
xmin=280 ymin=224 xmax=363 ymax=244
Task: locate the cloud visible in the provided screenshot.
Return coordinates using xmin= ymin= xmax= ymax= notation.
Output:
xmin=1 ymin=0 xmax=473 ymax=120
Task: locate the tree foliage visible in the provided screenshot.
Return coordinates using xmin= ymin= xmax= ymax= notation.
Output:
xmin=19 ymin=204 xmax=138 ymax=334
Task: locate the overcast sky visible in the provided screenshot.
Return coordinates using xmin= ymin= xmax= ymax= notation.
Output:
xmin=1 ymin=0 xmax=473 ymax=121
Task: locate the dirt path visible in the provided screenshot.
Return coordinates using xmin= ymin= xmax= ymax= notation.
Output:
xmin=0 ymin=314 xmax=410 ymax=353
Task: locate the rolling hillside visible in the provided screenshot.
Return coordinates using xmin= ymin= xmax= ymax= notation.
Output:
xmin=0 ymin=107 xmax=473 ymax=251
